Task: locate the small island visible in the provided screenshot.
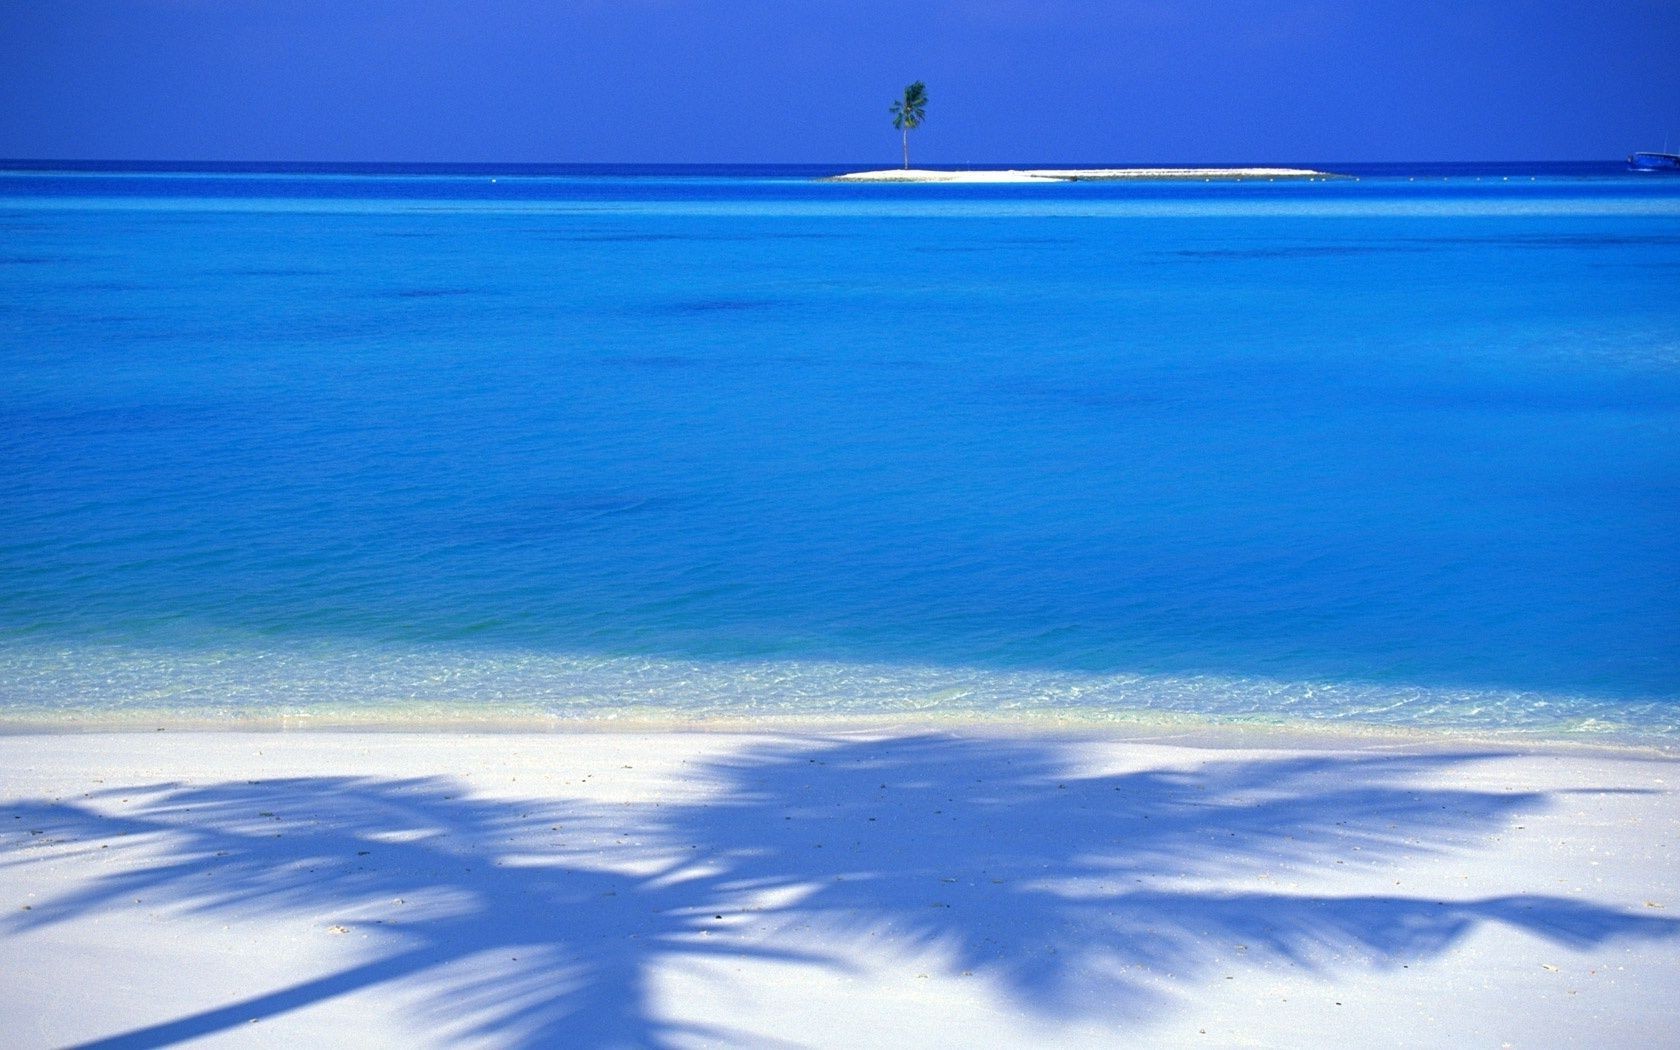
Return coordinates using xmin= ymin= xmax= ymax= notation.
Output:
xmin=854 ymin=83 xmax=1334 ymax=183
xmin=827 ymin=167 xmax=1336 ymax=182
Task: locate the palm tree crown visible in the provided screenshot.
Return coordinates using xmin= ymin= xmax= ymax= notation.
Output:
xmin=889 ymin=81 xmax=928 ymax=169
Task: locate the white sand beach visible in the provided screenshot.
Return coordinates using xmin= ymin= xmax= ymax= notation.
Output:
xmin=827 ymin=167 xmax=1334 ymax=182
xmin=3 ymin=729 xmax=1675 ymax=1048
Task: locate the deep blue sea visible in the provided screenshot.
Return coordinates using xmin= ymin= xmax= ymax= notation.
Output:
xmin=2 ymin=161 xmax=1677 ymax=739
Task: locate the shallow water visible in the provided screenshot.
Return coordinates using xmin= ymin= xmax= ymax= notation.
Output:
xmin=2 ymin=163 xmax=1677 ymax=739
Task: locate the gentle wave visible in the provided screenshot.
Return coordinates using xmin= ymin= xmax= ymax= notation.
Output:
xmin=1 ymin=644 xmax=1673 ymax=744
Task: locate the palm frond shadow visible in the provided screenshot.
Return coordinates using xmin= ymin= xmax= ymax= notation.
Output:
xmin=5 ymin=735 xmax=1675 ymax=1047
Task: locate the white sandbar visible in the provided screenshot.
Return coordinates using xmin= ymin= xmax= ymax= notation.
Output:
xmin=827 ymin=167 xmax=1335 ymax=182
xmin=2 ymin=729 xmax=1675 ymax=1047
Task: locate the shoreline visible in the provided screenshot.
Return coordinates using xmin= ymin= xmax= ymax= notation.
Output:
xmin=4 ymin=729 xmax=1676 ymax=1046
xmin=825 ymin=166 xmax=1339 ymax=183
xmin=6 ymin=650 xmax=1671 ymax=751
xmin=3 ymin=711 xmax=1676 ymax=758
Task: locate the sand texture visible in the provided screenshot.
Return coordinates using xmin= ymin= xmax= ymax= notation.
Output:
xmin=3 ymin=730 xmax=1677 ymax=1047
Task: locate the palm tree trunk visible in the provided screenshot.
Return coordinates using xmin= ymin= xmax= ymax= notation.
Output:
xmin=902 ymin=128 xmax=909 ymax=169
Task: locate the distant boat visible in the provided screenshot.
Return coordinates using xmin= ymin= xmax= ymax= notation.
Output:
xmin=1628 ymin=151 xmax=1680 ymax=172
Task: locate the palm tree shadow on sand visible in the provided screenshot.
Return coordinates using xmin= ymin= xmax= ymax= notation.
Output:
xmin=5 ymin=735 xmax=1676 ymax=1047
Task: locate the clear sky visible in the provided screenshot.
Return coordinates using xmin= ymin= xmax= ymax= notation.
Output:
xmin=3 ymin=0 xmax=1678 ymax=164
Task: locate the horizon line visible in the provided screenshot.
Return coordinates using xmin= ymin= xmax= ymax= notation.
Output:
xmin=0 ymin=156 xmax=1634 ymax=170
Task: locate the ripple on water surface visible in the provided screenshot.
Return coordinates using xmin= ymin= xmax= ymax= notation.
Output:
xmin=0 ymin=644 xmax=1674 ymax=747
xmin=2 ymin=167 xmax=1677 ymax=740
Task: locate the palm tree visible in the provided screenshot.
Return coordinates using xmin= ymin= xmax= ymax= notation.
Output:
xmin=890 ymin=81 xmax=928 ymax=169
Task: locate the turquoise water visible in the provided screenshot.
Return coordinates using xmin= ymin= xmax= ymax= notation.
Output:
xmin=2 ymin=163 xmax=1678 ymax=738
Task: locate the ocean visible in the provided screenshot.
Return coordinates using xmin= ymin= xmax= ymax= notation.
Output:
xmin=2 ymin=162 xmax=1676 ymax=740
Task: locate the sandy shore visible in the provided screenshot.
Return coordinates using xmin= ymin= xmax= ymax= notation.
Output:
xmin=827 ymin=167 xmax=1335 ymax=183
xmin=3 ymin=729 xmax=1676 ymax=1047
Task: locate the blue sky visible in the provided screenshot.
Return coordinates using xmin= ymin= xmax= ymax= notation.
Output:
xmin=3 ymin=1 xmax=1677 ymax=163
